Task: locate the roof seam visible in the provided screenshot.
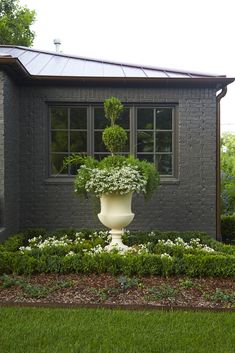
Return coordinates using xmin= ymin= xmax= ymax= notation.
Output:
xmin=141 ymin=67 xmax=148 ymax=78
xmin=22 ymin=51 xmax=41 ymax=67
xmin=120 ymin=65 xmax=126 ymax=78
xmin=37 ymin=55 xmax=55 ymax=75
xmin=164 ymin=71 xmax=170 ymax=78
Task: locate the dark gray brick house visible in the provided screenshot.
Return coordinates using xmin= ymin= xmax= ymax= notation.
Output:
xmin=0 ymin=45 xmax=234 ymax=240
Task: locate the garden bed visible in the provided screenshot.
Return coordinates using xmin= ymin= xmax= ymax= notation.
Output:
xmin=0 ymin=229 xmax=234 ymax=310
xmin=0 ymin=273 xmax=235 ymax=310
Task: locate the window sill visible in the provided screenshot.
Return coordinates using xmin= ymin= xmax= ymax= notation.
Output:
xmin=45 ymin=177 xmax=180 ymax=185
xmin=44 ymin=177 xmax=74 ymax=184
xmin=160 ymin=177 xmax=179 ymax=185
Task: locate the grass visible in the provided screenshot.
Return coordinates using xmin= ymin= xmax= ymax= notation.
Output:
xmin=0 ymin=307 xmax=234 ymax=353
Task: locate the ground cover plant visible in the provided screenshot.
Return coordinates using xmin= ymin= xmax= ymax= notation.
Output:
xmin=0 ymin=306 xmax=234 ymax=353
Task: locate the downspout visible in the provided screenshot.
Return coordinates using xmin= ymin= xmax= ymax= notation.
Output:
xmin=216 ymin=86 xmax=227 ymax=241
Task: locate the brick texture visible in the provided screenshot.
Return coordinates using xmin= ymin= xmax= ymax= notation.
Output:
xmin=0 ymin=78 xmax=217 ymax=238
xmin=0 ymin=72 xmax=20 ymax=239
xmin=0 ymin=71 xmax=4 ymax=229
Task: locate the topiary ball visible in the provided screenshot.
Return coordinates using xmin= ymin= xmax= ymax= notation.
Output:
xmin=102 ymin=125 xmax=128 ymax=154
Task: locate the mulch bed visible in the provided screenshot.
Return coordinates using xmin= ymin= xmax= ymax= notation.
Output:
xmin=0 ymin=274 xmax=235 ymax=311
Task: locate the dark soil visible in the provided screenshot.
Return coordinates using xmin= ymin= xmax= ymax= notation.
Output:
xmin=0 ymin=274 xmax=235 ymax=310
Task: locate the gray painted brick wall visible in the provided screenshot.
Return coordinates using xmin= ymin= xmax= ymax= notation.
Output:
xmin=16 ymin=85 xmax=217 ymax=237
xmin=0 ymin=71 xmax=4 ymax=229
xmin=0 ymin=72 xmax=20 ymax=239
xmin=4 ymin=73 xmax=20 ymax=236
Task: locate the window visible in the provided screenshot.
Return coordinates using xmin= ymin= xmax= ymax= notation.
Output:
xmin=137 ymin=108 xmax=174 ymax=176
xmin=49 ymin=105 xmax=177 ymax=178
xmin=50 ymin=107 xmax=88 ymax=175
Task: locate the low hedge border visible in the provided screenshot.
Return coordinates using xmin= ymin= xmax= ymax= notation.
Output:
xmin=0 ymin=252 xmax=234 ymax=277
xmin=0 ymin=229 xmax=234 ymax=277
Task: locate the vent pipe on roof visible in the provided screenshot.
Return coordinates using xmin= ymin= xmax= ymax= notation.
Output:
xmin=53 ymin=38 xmax=61 ymax=53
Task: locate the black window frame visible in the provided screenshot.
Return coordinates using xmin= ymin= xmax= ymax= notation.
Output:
xmin=48 ymin=103 xmax=178 ymax=180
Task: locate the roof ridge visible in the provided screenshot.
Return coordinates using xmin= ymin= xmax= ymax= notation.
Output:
xmin=0 ymin=45 xmax=225 ymax=77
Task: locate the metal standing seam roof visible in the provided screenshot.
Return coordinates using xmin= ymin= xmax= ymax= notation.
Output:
xmin=0 ymin=45 xmax=234 ymax=89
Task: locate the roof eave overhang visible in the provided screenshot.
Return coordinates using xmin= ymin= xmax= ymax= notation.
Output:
xmin=0 ymin=56 xmax=30 ymax=80
xmin=31 ymin=75 xmax=234 ymax=90
xmin=0 ymin=57 xmax=234 ymax=90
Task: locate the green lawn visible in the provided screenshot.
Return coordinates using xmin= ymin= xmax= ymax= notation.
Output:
xmin=0 ymin=307 xmax=234 ymax=353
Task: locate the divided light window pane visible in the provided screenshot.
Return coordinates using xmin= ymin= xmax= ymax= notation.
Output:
xmin=94 ymin=108 xmax=107 ymax=129
xmin=50 ymin=107 xmax=88 ymax=175
xmin=137 ymin=108 xmax=154 ymax=130
xmin=155 ymin=132 xmax=172 ymax=152
xmin=51 ymin=154 xmax=68 ymax=175
xmin=70 ymin=131 xmax=87 ymax=152
xmin=70 ymin=108 xmax=87 ymax=129
xmin=156 ymin=154 xmax=173 ymax=175
xmin=137 ymin=131 xmax=154 ymax=152
xmin=136 ymin=154 xmax=154 ymax=163
xmin=51 ymin=131 xmax=68 ymax=152
xmin=51 ymin=107 xmax=68 ymax=129
xmin=156 ymin=108 xmax=172 ymax=130
xmin=137 ymin=107 xmax=173 ymax=176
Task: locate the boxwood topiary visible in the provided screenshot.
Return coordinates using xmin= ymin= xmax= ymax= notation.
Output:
xmin=102 ymin=125 xmax=127 ymax=155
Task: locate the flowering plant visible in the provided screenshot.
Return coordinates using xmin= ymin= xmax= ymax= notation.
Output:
xmin=84 ymin=165 xmax=146 ymax=196
xmin=155 ymin=236 xmax=215 ymax=256
xmin=68 ymin=154 xmax=159 ymax=199
xmin=18 ymin=231 xmax=217 ymax=257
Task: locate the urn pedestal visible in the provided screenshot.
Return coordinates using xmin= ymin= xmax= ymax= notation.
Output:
xmin=98 ymin=192 xmax=134 ymax=251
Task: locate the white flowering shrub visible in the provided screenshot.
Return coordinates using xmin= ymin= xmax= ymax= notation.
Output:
xmin=160 ymin=253 xmax=173 ymax=259
xmin=155 ymin=236 xmax=215 ymax=256
xmin=76 ymin=165 xmax=147 ymax=197
xmin=19 ymin=231 xmax=110 ymax=256
xmin=67 ymin=154 xmax=159 ymax=200
xmin=126 ymin=243 xmax=151 ymax=255
xmin=18 ymin=230 xmax=217 ymax=260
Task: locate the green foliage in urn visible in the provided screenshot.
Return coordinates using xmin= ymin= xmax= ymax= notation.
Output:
xmin=99 ymin=155 xmax=159 ymax=200
xmin=65 ymin=154 xmax=159 ymax=200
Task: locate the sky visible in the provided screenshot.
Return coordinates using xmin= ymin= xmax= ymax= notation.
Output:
xmin=19 ymin=0 xmax=235 ymax=133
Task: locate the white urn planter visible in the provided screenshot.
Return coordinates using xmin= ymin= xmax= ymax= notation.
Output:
xmin=98 ymin=192 xmax=134 ymax=251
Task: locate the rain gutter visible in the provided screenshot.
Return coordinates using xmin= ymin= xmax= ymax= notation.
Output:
xmin=216 ymin=87 xmax=227 ymax=241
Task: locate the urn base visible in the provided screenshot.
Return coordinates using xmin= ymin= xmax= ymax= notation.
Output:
xmin=104 ymin=229 xmax=129 ymax=252
xmin=98 ymin=193 xmax=134 ymax=252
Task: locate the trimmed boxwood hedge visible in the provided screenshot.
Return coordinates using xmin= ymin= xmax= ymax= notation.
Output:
xmin=0 ymin=229 xmax=234 ymax=277
xmin=0 ymin=251 xmax=234 ymax=277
